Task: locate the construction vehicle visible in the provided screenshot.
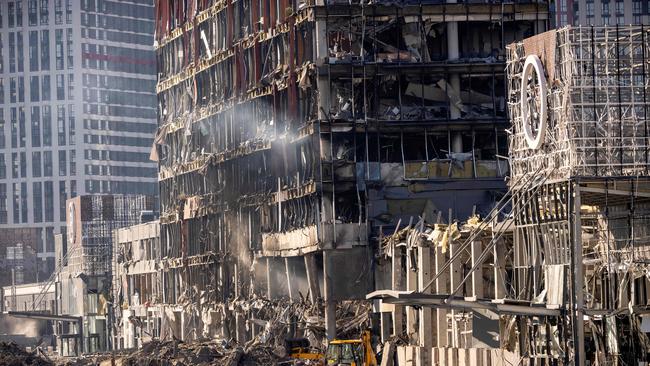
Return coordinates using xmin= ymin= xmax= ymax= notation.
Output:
xmin=286 ymin=338 xmax=324 ymax=364
xmin=324 ymin=330 xmax=377 ymax=366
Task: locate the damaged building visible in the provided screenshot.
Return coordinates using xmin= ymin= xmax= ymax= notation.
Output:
xmin=150 ymin=0 xmax=548 ymax=350
xmin=53 ymin=195 xmax=156 ymax=355
xmin=369 ymin=25 xmax=650 ymax=366
xmin=112 ymin=220 xmax=161 ymax=349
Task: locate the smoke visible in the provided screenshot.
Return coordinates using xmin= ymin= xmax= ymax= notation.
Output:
xmin=249 ymin=255 xmax=313 ymax=299
xmin=0 ymin=315 xmax=45 ymax=337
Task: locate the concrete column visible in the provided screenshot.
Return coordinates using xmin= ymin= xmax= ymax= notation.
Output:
xmin=447 ymin=10 xmax=461 ymax=122
xmin=380 ymin=312 xmax=392 ymax=343
xmin=234 ymin=262 xmax=241 ymax=297
xmin=493 ymin=237 xmax=506 ymax=299
xmin=573 ymin=185 xmax=585 ymax=366
xmin=452 ymin=133 xmax=463 ymax=153
xmin=323 ymin=250 xmax=337 ymax=340
xmin=250 ymin=314 xmax=258 ymax=339
xmin=304 ymin=253 xmax=321 ymax=303
xmin=418 ymin=246 xmax=433 ymax=365
xmin=315 ymin=20 xmax=330 ymax=119
xmin=220 ymin=307 xmax=230 ymax=339
xmin=266 ymin=258 xmax=273 ymax=300
xmin=447 ymin=22 xmax=459 ymax=61
xmin=392 ymin=245 xmax=404 ymax=336
xmin=285 ymin=257 xmax=294 ymax=301
xmin=471 ymin=241 xmax=484 ymax=299
xmin=449 ymin=241 xmax=462 ymax=348
xmin=325 ymin=302 xmax=336 ymax=341
xmin=435 ymin=244 xmax=449 ymax=347
xmin=235 ymin=313 xmax=246 ymax=344
xmin=405 ymin=248 xmax=418 ymax=340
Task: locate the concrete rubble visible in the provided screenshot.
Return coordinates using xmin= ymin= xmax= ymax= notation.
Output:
xmin=36 ymin=299 xmax=370 ymax=365
xmin=108 ymin=340 xmax=279 ymax=366
xmin=0 ymin=341 xmax=52 ymax=366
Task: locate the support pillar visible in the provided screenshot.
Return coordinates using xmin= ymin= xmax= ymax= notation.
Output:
xmin=572 ymin=184 xmax=585 ymax=366
xmin=392 ymin=245 xmax=404 ymax=337
xmin=406 ymin=247 xmax=418 ymax=340
xmin=471 ymin=241 xmax=484 ymax=299
xmin=325 ymin=302 xmax=336 ymax=341
xmin=380 ymin=312 xmax=391 ymax=343
xmin=447 ymin=13 xmax=461 ymax=123
xmin=266 ymin=258 xmax=274 ymax=300
xmin=232 ymin=258 xmax=243 ymax=344
xmin=235 ymin=313 xmax=246 ymax=344
xmin=418 ymin=246 xmax=433 ymax=365
xmin=449 ymin=241 xmax=462 ymax=348
xmin=435 ymin=244 xmax=449 ymax=348
xmin=315 ymin=20 xmax=330 ymax=119
xmin=323 ymin=250 xmax=336 ymax=340
xmin=285 ymin=257 xmax=294 ymax=301
xmin=493 ymin=236 xmax=506 ymax=300
xmin=304 ymin=253 xmax=321 ymax=303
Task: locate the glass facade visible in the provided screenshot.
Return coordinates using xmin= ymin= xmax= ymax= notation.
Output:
xmin=0 ymin=0 xmax=158 ymax=282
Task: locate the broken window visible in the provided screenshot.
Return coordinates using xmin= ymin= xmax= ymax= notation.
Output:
xmin=402 ymin=132 xmax=426 ymax=162
xmin=380 ymin=133 xmax=402 ymax=163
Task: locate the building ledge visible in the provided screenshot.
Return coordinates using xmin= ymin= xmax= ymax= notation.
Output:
xmin=260 ymin=223 xmax=368 ymax=257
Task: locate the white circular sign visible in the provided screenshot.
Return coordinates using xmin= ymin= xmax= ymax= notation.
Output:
xmin=520 ymin=55 xmax=548 ymax=150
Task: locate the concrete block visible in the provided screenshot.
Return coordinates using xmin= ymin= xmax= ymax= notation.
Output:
xmin=407 ymin=346 xmax=418 ymax=366
xmin=415 ymin=346 xmax=428 ymax=366
xmin=447 ymin=348 xmax=458 ymax=366
xmin=396 ymin=346 xmax=417 ymax=366
xmin=468 ymin=348 xmax=482 ymax=366
xmin=482 ymin=348 xmax=491 ymax=366
xmin=491 ymin=349 xmax=502 ymax=366
xmin=396 ymin=346 xmax=406 ymax=366
xmin=380 ymin=342 xmax=395 ymax=366
xmin=430 ymin=348 xmax=438 ymax=366
xmin=436 ymin=347 xmax=448 ymax=366
xmin=458 ymin=348 xmax=468 ymax=366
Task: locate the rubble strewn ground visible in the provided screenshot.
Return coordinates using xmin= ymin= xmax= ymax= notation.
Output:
xmin=2 ymin=300 xmax=371 ymax=366
xmin=49 ymin=341 xmax=288 ymax=366
xmin=0 ymin=342 xmax=52 ymax=366
xmin=122 ymin=340 xmax=282 ymax=366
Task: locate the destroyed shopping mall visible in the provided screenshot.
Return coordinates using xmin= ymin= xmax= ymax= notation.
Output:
xmin=8 ymin=0 xmax=650 ymax=365
xmin=149 ymin=0 xmax=546 ymax=359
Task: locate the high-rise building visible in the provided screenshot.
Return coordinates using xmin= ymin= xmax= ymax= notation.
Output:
xmin=0 ymin=0 xmax=158 ymax=285
xmin=555 ymin=0 xmax=649 ymax=27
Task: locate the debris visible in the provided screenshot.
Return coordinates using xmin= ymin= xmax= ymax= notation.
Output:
xmin=0 ymin=342 xmax=52 ymax=366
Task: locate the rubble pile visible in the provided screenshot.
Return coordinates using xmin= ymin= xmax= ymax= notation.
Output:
xmin=236 ymin=297 xmax=372 ymax=349
xmin=119 ymin=339 xmax=283 ymax=366
xmin=0 ymin=342 xmax=52 ymax=366
xmin=334 ymin=301 xmax=372 ymax=340
xmin=53 ymin=352 xmax=132 ymax=366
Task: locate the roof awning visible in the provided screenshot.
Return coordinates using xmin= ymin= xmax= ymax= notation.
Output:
xmin=366 ymin=290 xmax=562 ymax=317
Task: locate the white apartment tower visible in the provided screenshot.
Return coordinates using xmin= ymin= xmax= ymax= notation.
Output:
xmin=0 ymin=0 xmax=158 ymax=286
